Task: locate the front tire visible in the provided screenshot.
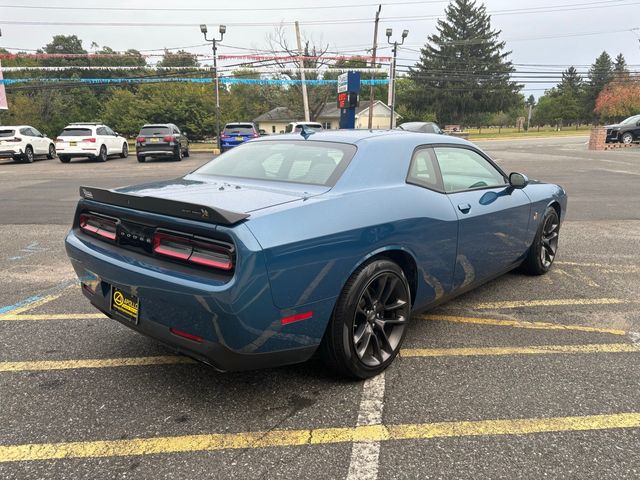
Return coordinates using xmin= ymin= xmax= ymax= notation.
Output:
xmin=47 ymin=144 xmax=56 ymax=159
xmin=97 ymin=145 xmax=108 ymax=162
xmin=120 ymin=142 xmax=129 ymax=158
xmin=321 ymin=259 xmax=411 ymax=379
xmin=621 ymin=132 xmax=634 ymax=144
xmin=23 ymin=145 xmax=34 ymax=163
xmin=521 ymin=207 xmax=560 ymax=275
xmin=137 ymin=155 xmax=145 ymax=163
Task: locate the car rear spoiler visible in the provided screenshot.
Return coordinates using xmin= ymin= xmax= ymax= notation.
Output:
xmin=78 ymin=186 xmax=249 ymax=226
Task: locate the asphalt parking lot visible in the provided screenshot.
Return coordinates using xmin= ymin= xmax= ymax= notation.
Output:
xmin=1 ymin=136 xmax=639 ymax=479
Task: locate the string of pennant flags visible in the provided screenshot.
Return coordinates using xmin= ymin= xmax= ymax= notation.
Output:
xmin=1 ymin=66 xmax=387 ymax=73
xmin=0 ymin=77 xmax=390 ymax=86
xmin=0 ymin=53 xmax=390 ymax=62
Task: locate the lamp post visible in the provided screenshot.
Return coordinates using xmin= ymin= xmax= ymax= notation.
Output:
xmin=386 ymin=28 xmax=408 ymax=129
xmin=200 ymin=24 xmax=226 ymax=151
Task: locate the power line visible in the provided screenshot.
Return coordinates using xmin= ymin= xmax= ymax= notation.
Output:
xmin=0 ymin=1 xmax=636 ymax=28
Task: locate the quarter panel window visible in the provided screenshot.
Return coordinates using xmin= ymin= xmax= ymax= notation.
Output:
xmin=407 ymin=149 xmax=442 ymax=191
xmin=434 ymin=147 xmax=506 ymax=193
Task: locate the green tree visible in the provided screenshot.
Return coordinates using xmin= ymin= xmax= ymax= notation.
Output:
xmin=157 ymin=50 xmax=199 ymax=68
xmin=586 ymin=51 xmax=613 ymax=120
xmin=407 ymin=0 xmax=521 ymax=124
xmin=613 ymin=53 xmax=629 ymax=80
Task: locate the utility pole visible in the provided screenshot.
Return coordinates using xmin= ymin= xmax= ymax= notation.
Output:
xmin=386 ymin=28 xmax=408 ymax=129
xmin=368 ymin=5 xmax=381 ymax=130
xmin=295 ymin=21 xmax=310 ymax=122
xmin=200 ymin=24 xmax=226 ymax=151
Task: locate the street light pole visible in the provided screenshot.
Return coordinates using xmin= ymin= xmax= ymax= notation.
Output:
xmin=386 ymin=28 xmax=408 ymax=130
xmin=201 ymin=24 xmax=226 ymax=151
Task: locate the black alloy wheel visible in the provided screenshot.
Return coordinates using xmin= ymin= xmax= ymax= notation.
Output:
xmin=321 ymin=258 xmax=411 ymax=378
xmin=97 ymin=145 xmax=108 ymax=162
xmin=24 ymin=145 xmax=34 ymax=163
xmin=47 ymin=144 xmax=56 ymax=159
xmin=352 ymin=271 xmax=410 ymax=368
xmin=540 ymin=212 xmax=560 ymax=269
xmin=522 ymin=207 xmax=560 ymax=275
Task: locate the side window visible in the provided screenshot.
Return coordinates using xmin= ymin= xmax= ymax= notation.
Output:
xmin=407 ymin=148 xmax=442 ymax=191
xmin=434 ymin=147 xmax=506 ymax=193
xmin=106 ymin=127 xmax=116 ymax=136
xmin=20 ymin=128 xmax=31 ymax=136
xmin=30 ymin=127 xmax=42 ymax=137
xmin=96 ymin=127 xmax=107 ymax=136
xmin=173 ymin=126 xmax=180 ymax=134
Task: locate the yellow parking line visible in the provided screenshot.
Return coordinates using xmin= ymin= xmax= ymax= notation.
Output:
xmin=0 ymin=356 xmax=193 ymax=373
xmin=1 ymin=412 xmax=639 ymax=463
xmin=401 ymin=343 xmax=640 ymax=358
xmin=2 ymin=343 xmax=638 ymax=373
xmin=472 ymin=298 xmax=629 ymax=309
xmin=0 ymin=313 xmax=105 ymax=321
xmin=419 ymin=314 xmax=627 ymax=336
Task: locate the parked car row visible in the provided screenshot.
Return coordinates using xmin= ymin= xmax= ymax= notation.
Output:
xmin=0 ymin=122 xmax=191 ymax=164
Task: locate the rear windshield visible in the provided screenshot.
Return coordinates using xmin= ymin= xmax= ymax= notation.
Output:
xmin=140 ymin=126 xmax=171 ymax=136
xmin=61 ymin=128 xmax=92 ymax=137
xmin=194 ymin=141 xmax=356 ymax=186
xmin=223 ymin=125 xmax=255 ymax=134
xmin=0 ymin=129 xmax=15 ymax=137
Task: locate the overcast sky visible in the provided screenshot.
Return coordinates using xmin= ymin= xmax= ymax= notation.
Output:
xmin=1 ymin=0 xmax=638 ymax=96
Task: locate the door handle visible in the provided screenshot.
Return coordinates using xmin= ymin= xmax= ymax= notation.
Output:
xmin=458 ymin=203 xmax=471 ymax=214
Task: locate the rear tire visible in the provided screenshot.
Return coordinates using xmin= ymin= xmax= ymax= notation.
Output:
xmin=321 ymin=258 xmax=411 ymax=379
xmin=59 ymin=155 xmax=71 ymax=163
xmin=47 ymin=144 xmax=56 ymax=159
xmin=23 ymin=145 xmax=34 ymax=163
xmin=521 ymin=207 xmax=560 ymax=275
xmin=183 ymin=146 xmax=190 ymax=157
xmin=137 ymin=155 xmax=145 ymax=163
xmin=120 ymin=142 xmax=129 ymax=158
xmin=174 ymin=145 xmax=183 ymax=161
xmin=97 ymin=145 xmax=108 ymax=162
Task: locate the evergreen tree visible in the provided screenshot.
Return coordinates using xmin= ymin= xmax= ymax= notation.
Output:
xmin=586 ymin=51 xmax=613 ymax=119
xmin=407 ymin=0 xmax=521 ymax=124
xmin=557 ymin=66 xmax=582 ymax=96
xmin=613 ymin=53 xmax=629 ymax=79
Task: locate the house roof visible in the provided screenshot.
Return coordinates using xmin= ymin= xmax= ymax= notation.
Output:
xmin=253 ymin=107 xmax=297 ymax=123
xmin=317 ymin=100 xmax=400 ymax=119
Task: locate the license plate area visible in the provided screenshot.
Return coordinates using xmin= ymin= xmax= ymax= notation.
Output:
xmin=151 ymin=138 xmax=160 ymax=143
xmin=70 ymin=141 xmax=77 ymax=146
xmin=110 ymin=286 xmax=139 ymax=324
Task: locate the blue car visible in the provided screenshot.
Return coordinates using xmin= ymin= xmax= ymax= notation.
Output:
xmin=65 ymin=130 xmax=567 ymax=378
xmin=219 ymin=122 xmax=259 ymax=152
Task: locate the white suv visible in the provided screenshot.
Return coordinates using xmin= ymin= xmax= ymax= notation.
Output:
xmin=284 ymin=122 xmax=324 ymax=133
xmin=56 ymin=123 xmax=129 ymax=163
xmin=0 ymin=125 xmax=56 ymax=163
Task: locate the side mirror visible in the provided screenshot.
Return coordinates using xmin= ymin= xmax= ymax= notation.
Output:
xmin=509 ymin=172 xmax=529 ymax=189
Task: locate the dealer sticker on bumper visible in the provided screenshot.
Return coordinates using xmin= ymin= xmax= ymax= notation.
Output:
xmin=111 ymin=287 xmax=139 ymax=323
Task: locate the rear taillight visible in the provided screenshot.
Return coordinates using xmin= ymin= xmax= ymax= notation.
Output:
xmin=79 ymin=213 xmax=118 ymax=241
xmin=136 ymin=136 xmax=145 ymax=143
xmin=55 ymin=137 xmax=64 ymax=143
xmin=82 ymin=137 xmax=97 ymax=143
xmin=251 ymin=133 xmax=259 ymax=138
xmin=153 ymin=231 xmax=233 ymax=270
xmin=220 ymin=134 xmax=229 ymax=139
xmin=5 ymin=137 xmax=22 ymax=142
xmin=163 ymin=135 xmax=174 ymax=142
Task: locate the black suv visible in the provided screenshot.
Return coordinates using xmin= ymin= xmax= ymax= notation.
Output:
xmin=136 ymin=124 xmax=190 ymax=162
xmin=605 ymin=114 xmax=640 ymax=144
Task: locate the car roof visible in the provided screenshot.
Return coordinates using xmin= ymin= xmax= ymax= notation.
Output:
xmin=253 ymin=129 xmax=470 ymax=147
xmin=141 ymin=124 xmax=173 ymax=127
xmin=225 ymin=122 xmax=255 ymax=126
xmin=0 ymin=125 xmax=31 ymax=129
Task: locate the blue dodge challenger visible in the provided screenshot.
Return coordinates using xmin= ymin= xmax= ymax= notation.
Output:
xmin=65 ymin=130 xmax=567 ymax=378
